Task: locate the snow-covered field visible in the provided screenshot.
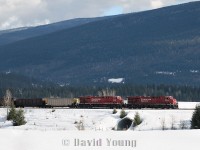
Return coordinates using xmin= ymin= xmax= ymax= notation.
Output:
xmin=0 ymin=102 xmax=200 ymax=150
xmin=0 ymin=108 xmax=194 ymax=131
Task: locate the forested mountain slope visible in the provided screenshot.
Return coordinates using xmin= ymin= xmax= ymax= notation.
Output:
xmin=0 ymin=2 xmax=200 ymax=85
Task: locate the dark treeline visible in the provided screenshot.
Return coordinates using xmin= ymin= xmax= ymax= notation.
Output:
xmin=0 ymin=84 xmax=200 ymax=102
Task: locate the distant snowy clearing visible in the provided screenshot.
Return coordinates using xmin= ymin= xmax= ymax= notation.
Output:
xmin=108 ymin=78 xmax=124 ymax=83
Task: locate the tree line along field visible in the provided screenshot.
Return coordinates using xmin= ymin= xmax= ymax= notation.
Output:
xmin=0 ymin=84 xmax=200 ymax=101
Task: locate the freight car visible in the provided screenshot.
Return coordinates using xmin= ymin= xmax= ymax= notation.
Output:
xmin=14 ymin=98 xmax=46 ymax=107
xmin=77 ymin=96 xmax=123 ymax=108
xmin=126 ymin=96 xmax=178 ymax=109
xmin=14 ymin=98 xmax=75 ymax=108
xmin=43 ymin=98 xmax=74 ymax=107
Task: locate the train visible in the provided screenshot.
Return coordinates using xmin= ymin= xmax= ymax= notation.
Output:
xmin=0 ymin=96 xmax=178 ymax=109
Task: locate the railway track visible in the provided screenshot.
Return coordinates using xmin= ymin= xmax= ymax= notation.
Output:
xmin=9 ymin=107 xmax=195 ymax=111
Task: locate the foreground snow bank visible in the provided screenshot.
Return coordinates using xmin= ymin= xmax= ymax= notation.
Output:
xmin=0 ymin=130 xmax=199 ymax=150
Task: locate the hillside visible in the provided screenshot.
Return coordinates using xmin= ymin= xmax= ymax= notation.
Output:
xmin=0 ymin=17 xmax=106 ymax=46
xmin=0 ymin=73 xmax=40 ymax=88
xmin=0 ymin=2 xmax=200 ymax=85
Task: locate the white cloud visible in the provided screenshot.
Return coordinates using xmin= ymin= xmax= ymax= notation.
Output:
xmin=151 ymin=0 xmax=164 ymax=9
xmin=1 ymin=16 xmax=19 ymax=29
xmin=0 ymin=0 xmax=196 ymax=30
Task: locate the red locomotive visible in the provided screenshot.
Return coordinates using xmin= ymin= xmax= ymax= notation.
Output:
xmin=77 ymin=96 xmax=123 ymax=108
xmin=127 ymin=96 xmax=178 ymax=109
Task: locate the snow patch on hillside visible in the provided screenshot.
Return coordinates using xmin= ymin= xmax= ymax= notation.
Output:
xmin=108 ymin=78 xmax=124 ymax=83
xmin=190 ymin=70 xmax=199 ymax=73
xmin=156 ymin=71 xmax=175 ymax=76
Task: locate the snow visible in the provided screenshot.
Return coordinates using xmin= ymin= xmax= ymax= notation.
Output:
xmin=0 ymin=102 xmax=199 ymax=131
xmin=155 ymin=71 xmax=175 ymax=76
xmin=108 ymin=78 xmax=124 ymax=83
xmin=0 ymin=102 xmax=200 ymax=150
xmin=5 ymin=70 xmax=11 ymax=74
xmin=178 ymin=101 xmax=200 ymax=109
xmin=0 ymin=108 xmax=192 ymax=131
xmin=190 ymin=70 xmax=199 ymax=73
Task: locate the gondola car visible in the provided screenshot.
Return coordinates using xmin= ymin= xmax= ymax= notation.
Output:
xmin=14 ymin=98 xmax=46 ymax=107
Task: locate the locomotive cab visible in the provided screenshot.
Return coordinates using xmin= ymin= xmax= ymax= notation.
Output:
xmin=165 ymin=96 xmax=178 ymax=109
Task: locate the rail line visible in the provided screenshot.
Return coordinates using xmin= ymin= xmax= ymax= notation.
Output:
xmin=7 ymin=107 xmax=195 ymax=111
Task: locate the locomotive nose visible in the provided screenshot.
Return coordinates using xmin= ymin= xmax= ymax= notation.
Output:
xmin=174 ymin=99 xmax=178 ymax=104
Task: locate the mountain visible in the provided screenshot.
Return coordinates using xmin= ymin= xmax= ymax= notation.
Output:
xmin=0 ymin=17 xmax=108 ymax=46
xmin=0 ymin=2 xmax=200 ymax=85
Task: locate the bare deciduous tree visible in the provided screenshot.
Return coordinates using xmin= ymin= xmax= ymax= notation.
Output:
xmin=170 ymin=115 xmax=176 ymax=130
xmin=3 ymin=89 xmax=12 ymax=117
xmin=98 ymin=88 xmax=116 ymax=96
xmin=180 ymin=120 xmax=188 ymax=130
xmin=161 ymin=118 xmax=166 ymax=130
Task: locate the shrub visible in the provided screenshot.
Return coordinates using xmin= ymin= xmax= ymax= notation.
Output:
xmin=191 ymin=105 xmax=200 ymax=129
xmin=113 ymin=108 xmax=117 ymax=114
xmin=7 ymin=102 xmax=16 ymax=121
xmin=133 ymin=112 xmax=142 ymax=126
xmin=13 ymin=109 xmax=26 ymax=126
xmin=180 ymin=120 xmax=188 ymax=129
xmin=76 ymin=120 xmax=85 ymax=130
xmin=120 ymin=109 xmax=127 ymax=118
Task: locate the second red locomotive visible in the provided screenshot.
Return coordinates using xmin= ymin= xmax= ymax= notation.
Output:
xmin=77 ymin=96 xmax=123 ymax=108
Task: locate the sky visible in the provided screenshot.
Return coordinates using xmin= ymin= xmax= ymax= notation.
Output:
xmin=0 ymin=0 xmax=197 ymax=30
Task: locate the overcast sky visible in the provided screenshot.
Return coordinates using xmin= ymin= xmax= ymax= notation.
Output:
xmin=0 ymin=0 xmax=197 ymax=30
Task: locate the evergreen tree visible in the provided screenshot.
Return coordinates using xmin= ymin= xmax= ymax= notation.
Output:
xmin=133 ymin=112 xmax=142 ymax=126
xmin=12 ymin=109 xmax=26 ymax=126
xmin=191 ymin=105 xmax=200 ymax=129
xmin=120 ymin=109 xmax=127 ymax=118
